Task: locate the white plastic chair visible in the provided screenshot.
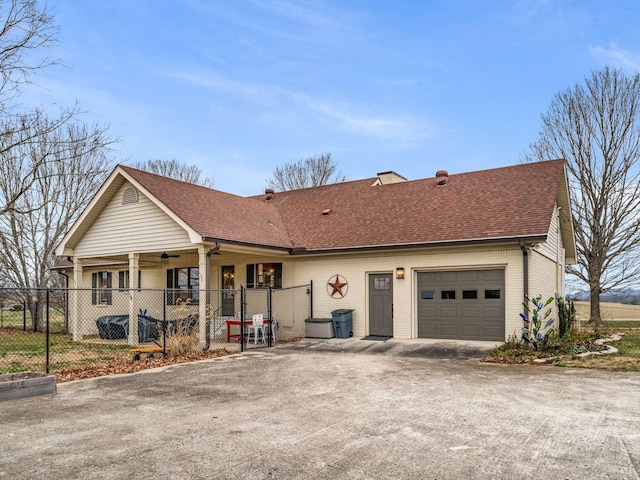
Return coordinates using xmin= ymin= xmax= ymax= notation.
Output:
xmin=249 ymin=314 xmax=265 ymax=344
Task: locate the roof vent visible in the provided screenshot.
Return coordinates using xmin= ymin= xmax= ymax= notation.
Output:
xmin=122 ymin=186 xmax=139 ymax=204
xmin=435 ymin=170 xmax=448 ymax=187
xmin=322 ymin=208 xmax=332 ymax=216
xmin=265 ymin=188 xmax=275 ymax=200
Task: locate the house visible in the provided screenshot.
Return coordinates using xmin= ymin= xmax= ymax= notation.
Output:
xmin=55 ymin=159 xmax=576 ymax=345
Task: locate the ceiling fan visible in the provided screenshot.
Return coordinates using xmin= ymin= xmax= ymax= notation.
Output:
xmin=158 ymin=251 xmax=180 ymax=263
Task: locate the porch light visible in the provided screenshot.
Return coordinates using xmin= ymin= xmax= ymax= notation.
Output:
xmin=396 ymin=267 xmax=405 ymax=280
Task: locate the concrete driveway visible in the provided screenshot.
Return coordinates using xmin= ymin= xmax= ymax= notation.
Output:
xmin=1 ymin=338 xmax=639 ymax=480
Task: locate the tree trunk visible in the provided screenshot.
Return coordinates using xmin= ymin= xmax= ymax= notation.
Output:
xmin=590 ymin=284 xmax=602 ymax=329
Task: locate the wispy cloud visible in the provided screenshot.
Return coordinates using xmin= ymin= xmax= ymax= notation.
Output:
xmin=166 ymin=68 xmax=432 ymax=147
xmin=591 ymin=43 xmax=640 ymax=71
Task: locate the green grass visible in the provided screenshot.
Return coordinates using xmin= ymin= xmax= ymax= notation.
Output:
xmin=602 ymin=321 xmax=640 ymax=328
xmin=0 ymin=328 xmax=133 ymax=374
xmin=486 ymin=330 xmax=640 ymax=371
xmin=0 ymin=309 xmax=66 ymax=333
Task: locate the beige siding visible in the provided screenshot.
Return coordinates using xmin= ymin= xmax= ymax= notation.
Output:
xmin=529 ymin=250 xmax=561 ymax=324
xmin=74 ymin=182 xmax=193 ymax=257
xmin=281 ymin=245 xmax=525 ymax=341
xmin=537 ymin=204 xmax=563 ymax=263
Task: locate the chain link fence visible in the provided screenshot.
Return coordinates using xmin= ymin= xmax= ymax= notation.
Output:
xmin=0 ymin=283 xmax=312 ymax=375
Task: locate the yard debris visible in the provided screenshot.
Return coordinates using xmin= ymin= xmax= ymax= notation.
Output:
xmin=54 ymin=348 xmax=233 ymax=383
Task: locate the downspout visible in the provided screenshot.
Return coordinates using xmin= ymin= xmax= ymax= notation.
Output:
xmin=519 ymin=240 xmax=528 ymax=301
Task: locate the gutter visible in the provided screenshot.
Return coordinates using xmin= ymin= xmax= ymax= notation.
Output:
xmin=291 ymin=235 xmax=548 ymax=256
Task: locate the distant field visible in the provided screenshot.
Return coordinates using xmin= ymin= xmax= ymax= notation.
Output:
xmin=573 ymin=301 xmax=640 ymax=320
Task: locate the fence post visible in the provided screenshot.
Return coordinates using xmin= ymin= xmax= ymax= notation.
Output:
xmin=23 ymin=300 xmax=26 ymax=331
xmin=240 ymin=286 xmax=245 ymax=352
xmin=262 ymin=285 xmax=273 ymax=347
xmin=46 ymin=289 xmax=50 ymax=374
xmin=163 ymin=289 xmax=167 ymax=356
xmin=309 ymin=280 xmax=313 ymax=318
xmin=32 ymin=297 xmax=38 ymax=332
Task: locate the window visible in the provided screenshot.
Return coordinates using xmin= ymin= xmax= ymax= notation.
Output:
xmin=246 ymin=263 xmax=282 ymax=289
xmin=373 ymin=277 xmax=390 ymax=291
xmin=118 ymin=270 xmax=141 ymax=290
xmin=167 ymin=267 xmax=199 ymax=304
xmin=92 ymin=272 xmax=112 ymax=305
xmin=441 ymin=290 xmax=456 ymax=300
xmin=463 ymin=290 xmax=478 ymax=299
xmin=420 ymin=290 xmax=435 ymax=300
xmin=485 ymin=289 xmax=501 ymax=299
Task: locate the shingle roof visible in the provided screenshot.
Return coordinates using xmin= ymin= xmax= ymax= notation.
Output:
xmin=119 ymin=166 xmax=292 ymax=249
xmin=121 ymin=160 xmax=568 ymax=253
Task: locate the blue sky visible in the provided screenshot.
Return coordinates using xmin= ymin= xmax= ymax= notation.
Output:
xmin=24 ymin=0 xmax=640 ymax=196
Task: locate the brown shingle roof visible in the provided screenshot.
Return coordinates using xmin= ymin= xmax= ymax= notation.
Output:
xmin=252 ymin=160 xmax=566 ymax=251
xmin=120 ymin=166 xmax=292 ymax=249
xmin=122 ymin=160 xmax=567 ymax=253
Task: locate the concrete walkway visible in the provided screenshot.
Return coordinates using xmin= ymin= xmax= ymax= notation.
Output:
xmin=1 ymin=339 xmax=639 ymax=479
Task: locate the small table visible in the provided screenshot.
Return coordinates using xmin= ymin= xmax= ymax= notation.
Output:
xmin=226 ymin=319 xmax=271 ymax=343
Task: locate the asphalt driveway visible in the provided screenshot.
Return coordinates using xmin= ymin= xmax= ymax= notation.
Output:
xmin=1 ymin=338 xmax=639 ymax=479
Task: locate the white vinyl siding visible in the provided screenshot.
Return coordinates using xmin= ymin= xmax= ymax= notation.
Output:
xmin=75 ymin=183 xmax=193 ymax=257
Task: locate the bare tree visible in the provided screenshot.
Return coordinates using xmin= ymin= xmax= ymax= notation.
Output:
xmin=130 ymin=159 xmax=214 ymax=188
xmin=0 ymin=112 xmax=116 ymax=328
xmin=525 ymin=67 xmax=640 ymax=326
xmin=266 ymin=153 xmax=346 ymax=191
xmin=0 ymin=0 xmax=58 ymax=111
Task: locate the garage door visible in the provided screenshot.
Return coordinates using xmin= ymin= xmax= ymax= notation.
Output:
xmin=417 ymin=270 xmax=504 ymax=341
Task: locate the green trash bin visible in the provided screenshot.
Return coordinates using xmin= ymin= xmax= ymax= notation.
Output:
xmin=331 ymin=309 xmax=354 ymax=339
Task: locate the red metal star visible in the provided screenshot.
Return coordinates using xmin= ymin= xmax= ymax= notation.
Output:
xmin=328 ymin=275 xmax=347 ymax=297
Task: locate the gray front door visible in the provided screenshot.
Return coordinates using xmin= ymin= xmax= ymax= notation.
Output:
xmin=369 ymin=273 xmax=393 ymax=337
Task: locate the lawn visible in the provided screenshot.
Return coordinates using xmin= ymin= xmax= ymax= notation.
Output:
xmin=573 ymin=301 xmax=640 ymax=321
xmin=0 ymin=328 xmax=132 ymax=373
xmin=485 ymin=328 xmax=640 ymax=372
xmin=0 ymin=308 xmax=66 ymax=333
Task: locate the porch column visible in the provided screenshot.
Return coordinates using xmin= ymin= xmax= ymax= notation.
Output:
xmin=71 ymin=258 xmax=83 ymax=341
xmin=198 ymin=246 xmax=208 ymax=348
xmin=127 ymin=253 xmax=140 ymax=346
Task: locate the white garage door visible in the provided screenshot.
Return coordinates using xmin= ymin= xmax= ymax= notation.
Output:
xmin=417 ymin=269 xmax=505 ymax=341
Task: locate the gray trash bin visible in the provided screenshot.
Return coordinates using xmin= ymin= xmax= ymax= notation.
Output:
xmin=331 ymin=309 xmax=354 ymax=339
xmin=305 ymin=318 xmax=334 ymax=338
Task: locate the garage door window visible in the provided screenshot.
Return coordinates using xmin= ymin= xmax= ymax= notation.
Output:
xmin=441 ymin=290 xmax=456 ymax=300
xmin=420 ymin=290 xmax=435 ymax=300
xmin=485 ymin=289 xmax=501 ymax=299
xmin=463 ymin=290 xmax=478 ymax=299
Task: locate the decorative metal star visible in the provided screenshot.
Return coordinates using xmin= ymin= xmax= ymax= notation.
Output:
xmin=327 ymin=274 xmax=348 ymax=298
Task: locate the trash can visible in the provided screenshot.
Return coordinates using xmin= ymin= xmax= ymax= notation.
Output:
xmin=305 ymin=318 xmax=334 ymax=338
xmin=331 ymin=309 xmax=354 ymax=339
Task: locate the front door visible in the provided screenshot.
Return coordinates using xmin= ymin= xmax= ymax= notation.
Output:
xmin=369 ymin=273 xmax=393 ymax=337
xmin=221 ymin=266 xmax=235 ymax=316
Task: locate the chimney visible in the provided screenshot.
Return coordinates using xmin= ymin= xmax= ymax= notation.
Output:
xmin=374 ymin=171 xmax=408 ymax=185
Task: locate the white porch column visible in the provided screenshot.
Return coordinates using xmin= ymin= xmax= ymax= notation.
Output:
xmin=198 ymin=246 xmax=208 ymax=348
xmin=71 ymin=258 xmax=83 ymax=341
xmin=127 ymin=253 xmax=140 ymax=346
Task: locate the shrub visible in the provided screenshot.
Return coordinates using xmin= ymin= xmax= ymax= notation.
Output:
xmin=557 ymin=297 xmax=576 ymax=338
